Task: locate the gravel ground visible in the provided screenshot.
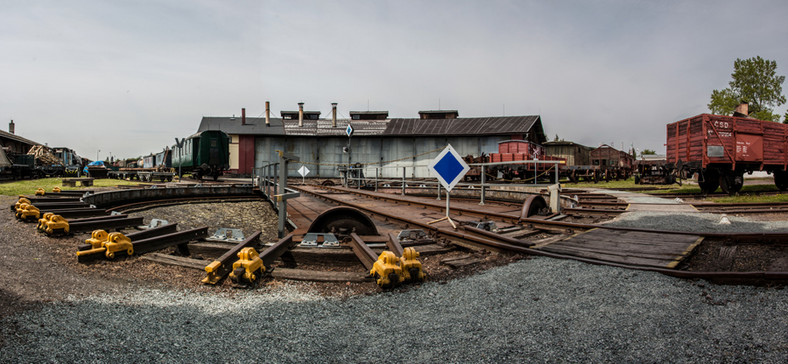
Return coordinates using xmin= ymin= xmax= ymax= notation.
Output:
xmin=1 ymin=257 xmax=785 ymax=363
xmin=604 ymin=211 xmax=788 ymax=233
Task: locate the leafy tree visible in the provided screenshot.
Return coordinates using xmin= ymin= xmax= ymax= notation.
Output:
xmin=784 ymin=110 xmax=788 ymax=124
xmin=641 ymin=149 xmax=656 ymax=155
xmin=708 ymin=56 xmax=786 ymax=121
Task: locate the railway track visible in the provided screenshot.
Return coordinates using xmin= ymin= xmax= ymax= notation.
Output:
xmin=288 ymin=185 xmax=788 ymax=283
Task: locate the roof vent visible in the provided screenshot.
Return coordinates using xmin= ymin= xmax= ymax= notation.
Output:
xmin=418 ymin=110 xmax=459 ymax=119
xmin=350 ymin=111 xmax=389 ymax=120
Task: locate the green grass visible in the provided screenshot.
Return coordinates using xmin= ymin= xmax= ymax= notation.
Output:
xmin=711 ymin=194 xmax=788 ymax=203
xmin=0 ymin=178 xmax=147 ymax=197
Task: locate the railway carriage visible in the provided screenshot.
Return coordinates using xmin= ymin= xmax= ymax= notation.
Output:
xmin=171 ymin=130 xmax=230 ymax=180
xmin=666 ymin=113 xmax=788 ymax=194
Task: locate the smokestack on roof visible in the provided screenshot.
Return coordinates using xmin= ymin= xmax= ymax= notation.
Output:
xmin=298 ymin=102 xmax=304 ymax=127
xmin=9 ymin=119 xmax=14 ymax=134
xmin=241 ymin=108 xmax=246 ymax=125
xmin=332 ymin=103 xmax=338 ymax=128
xmin=733 ymin=102 xmax=749 ymax=118
xmin=265 ymin=101 xmax=270 ymax=126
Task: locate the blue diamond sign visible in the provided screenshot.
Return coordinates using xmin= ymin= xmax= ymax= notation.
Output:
xmin=345 ymin=124 xmax=354 ymax=137
xmin=429 ymin=144 xmax=470 ymax=192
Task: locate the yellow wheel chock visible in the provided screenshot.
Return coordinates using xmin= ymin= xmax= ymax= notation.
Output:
xmin=52 ymin=187 xmax=62 ymax=193
xmin=104 ymin=232 xmax=133 ymax=259
xmin=44 ymin=215 xmax=70 ymax=236
xmin=400 ymin=247 xmax=426 ymax=283
xmin=85 ymin=230 xmax=109 ymax=249
xmin=38 ymin=213 xmax=55 ymax=232
xmin=76 ymin=231 xmax=133 ymax=260
xmin=35 ymin=188 xmax=45 ymax=196
xmin=370 ymin=251 xmax=404 ymax=289
xmin=17 ymin=204 xmax=41 ymax=222
xmin=14 ymin=197 xmax=31 ymax=212
xmin=229 ymin=247 xmax=264 ymax=285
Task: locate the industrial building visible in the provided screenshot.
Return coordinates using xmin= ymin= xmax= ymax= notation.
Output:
xmin=197 ymin=103 xmax=547 ymax=178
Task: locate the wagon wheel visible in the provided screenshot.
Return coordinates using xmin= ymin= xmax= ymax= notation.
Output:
xmin=774 ymin=171 xmax=788 ymax=191
xmin=698 ymin=169 xmax=719 ymax=194
xmin=719 ymin=172 xmax=743 ymax=195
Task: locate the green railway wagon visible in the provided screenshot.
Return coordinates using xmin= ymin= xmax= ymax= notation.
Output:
xmin=172 ymin=130 xmax=230 ymax=180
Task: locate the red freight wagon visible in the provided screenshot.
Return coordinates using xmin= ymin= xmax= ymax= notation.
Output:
xmin=666 ymin=113 xmax=788 ymax=194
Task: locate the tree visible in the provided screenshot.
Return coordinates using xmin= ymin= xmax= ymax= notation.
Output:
xmin=708 ymin=56 xmax=786 ymax=122
xmin=785 ymin=110 xmax=788 ymax=124
xmin=641 ymin=149 xmax=656 ymax=155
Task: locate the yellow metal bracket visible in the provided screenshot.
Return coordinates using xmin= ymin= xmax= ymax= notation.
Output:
xmin=370 ymin=251 xmax=404 ymax=289
xmin=229 ymin=247 xmax=265 ymax=285
xmin=44 ymin=215 xmax=70 ymax=236
xmin=400 ymin=247 xmax=426 ymax=283
xmin=35 ymin=188 xmax=45 ymax=196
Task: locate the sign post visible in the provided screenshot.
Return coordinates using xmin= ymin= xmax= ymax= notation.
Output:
xmin=297 ymin=165 xmax=310 ymax=184
xmin=427 ymin=144 xmax=469 ymax=229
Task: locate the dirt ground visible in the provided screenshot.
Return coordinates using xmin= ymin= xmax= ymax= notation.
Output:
xmin=0 ymin=193 xmax=527 ymax=320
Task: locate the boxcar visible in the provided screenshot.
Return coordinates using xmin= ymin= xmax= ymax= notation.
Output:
xmin=171 ymin=130 xmax=230 ymax=180
xmin=666 ymin=113 xmax=788 ymax=194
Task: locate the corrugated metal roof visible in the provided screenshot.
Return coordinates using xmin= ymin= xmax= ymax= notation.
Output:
xmin=198 ymin=117 xmax=286 ymax=135
xmin=383 ymin=116 xmax=540 ymax=136
xmin=198 ymin=115 xmax=543 ymax=139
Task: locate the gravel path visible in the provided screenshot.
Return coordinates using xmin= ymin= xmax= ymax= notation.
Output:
xmin=1 ymin=257 xmax=785 ymax=363
xmin=605 ymin=211 xmax=788 ymax=233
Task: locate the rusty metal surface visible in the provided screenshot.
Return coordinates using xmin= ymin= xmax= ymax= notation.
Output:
xmin=259 ymin=233 xmax=296 ymax=269
xmin=348 ymin=233 xmax=377 ymax=270
xmin=384 ymin=116 xmax=540 ymax=136
xmin=69 ymin=216 xmax=145 ymax=233
xmin=386 ymin=232 xmax=404 ymax=257
xmin=132 ymin=227 xmax=208 ymax=255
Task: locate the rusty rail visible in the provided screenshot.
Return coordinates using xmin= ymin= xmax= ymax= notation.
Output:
xmin=202 ymin=231 xmax=263 ymax=284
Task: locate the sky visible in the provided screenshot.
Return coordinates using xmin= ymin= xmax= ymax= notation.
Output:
xmin=2 ymin=0 xmax=788 ymax=160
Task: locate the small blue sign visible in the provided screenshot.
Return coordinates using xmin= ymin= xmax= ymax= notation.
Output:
xmin=428 ymin=145 xmax=470 ymax=191
xmin=345 ymin=124 xmax=354 ymax=137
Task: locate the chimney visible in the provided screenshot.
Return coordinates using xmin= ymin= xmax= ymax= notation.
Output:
xmin=9 ymin=119 xmax=14 ymax=134
xmin=331 ymin=103 xmax=338 ymax=128
xmin=734 ymin=102 xmax=749 ymax=117
xmin=241 ymin=108 xmax=246 ymax=125
xmin=298 ymin=102 xmax=304 ymax=127
xmin=265 ymin=101 xmax=270 ymax=126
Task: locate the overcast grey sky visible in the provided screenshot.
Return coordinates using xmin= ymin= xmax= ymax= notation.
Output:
xmin=2 ymin=0 xmax=787 ymax=160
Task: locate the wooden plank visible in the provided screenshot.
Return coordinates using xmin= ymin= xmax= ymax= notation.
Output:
xmin=443 ymin=257 xmax=482 ymax=268
xmin=538 ymin=246 xmax=673 ymax=268
xmin=414 ymin=244 xmax=453 ymax=256
xmin=541 ymin=244 xmax=683 ymax=261
xmin=270 ymin=268 xmax=370 ymax=282
xmin=141 ymin=253 xmax=209 ymax=270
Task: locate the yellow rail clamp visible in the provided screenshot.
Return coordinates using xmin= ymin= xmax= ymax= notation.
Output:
xmin=18 ymin=204 xmax=41 ymax=222
xmin=229 ymin=247 xmax=264 ymax=285
xmin=370 ymin=251 xmax=404 ymax=289
xmin=85 ymin=230 xmax=109 ymax=249
xmin=38 ymin=212 xmax=55 ymax=232
xmin=35 ymin=188 xmax=46 ymax=196
xmin=44 ymin=215 xmax=70 ymax=236
xmin=14 ymin=197 xmax=31 ymax=212
xmin=52 ymin=187 xmax=62 ymax=193
xmin=400 ymin=247 xmax=426 ymax=283
xmin=104 ymin=232 xmax=133 ymax=259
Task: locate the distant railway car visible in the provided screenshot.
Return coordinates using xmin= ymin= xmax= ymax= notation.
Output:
xmin=171 ymin=130 xmax=230 ymax=180
xmin=543 ymin=141 xmax=592 ymax=166
xmin=155 ymin=148 xmax=172 ymax=169
xmin=142 ymin=154 xmax=155 ymax=169
xmin=589 ymin=144 xmax=634 ymax=180
xmin=666 ymin=113 xmax=788 ymax=194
